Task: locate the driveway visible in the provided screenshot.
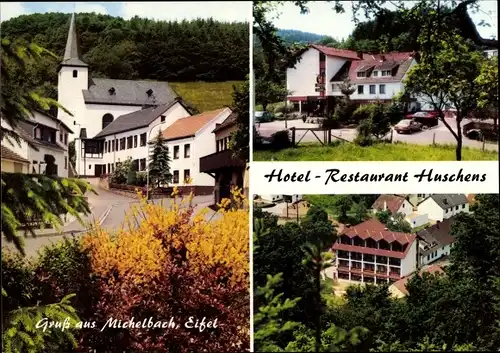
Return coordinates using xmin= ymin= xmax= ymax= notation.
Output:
xmin=2 ymin=188 xmax=217 ymax=259
xmin=256 ymin=118 xmax=498 ymax=151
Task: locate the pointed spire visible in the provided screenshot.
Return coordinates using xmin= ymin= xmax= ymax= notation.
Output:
xmin=61 ymin=13 xmax=88 ymax=67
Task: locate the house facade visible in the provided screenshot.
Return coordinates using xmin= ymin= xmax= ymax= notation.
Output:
xmin=160 ymin=108 xmax=232 ymax=193
xmin=56 ymin=13 xmax=191 ymax=176
xmin=417 ymin=194 xmax=469 ymax=222
xmin=1 ymin=110 xmax=73 ymax=177
xmin=1 ymin=145 xmax=30 ymax=173
xmin=286 ymin=45 xmax=421 ymax=115
xmin=417 ymin=217 xmax=457 ymax=266
xmin=332 ymin=218 xmax=418 ymax=284
xmin=199 ymin=112 xmax=247 ymax=204
xmin=371 ymin=194 xmax=414 ymax=217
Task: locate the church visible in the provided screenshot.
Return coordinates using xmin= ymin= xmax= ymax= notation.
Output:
xmin=57 ymin=13 xmax=197 ymax=178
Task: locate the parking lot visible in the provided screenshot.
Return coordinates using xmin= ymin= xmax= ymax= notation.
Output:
xmin=255 ymin=118 xmax=498 ymax=151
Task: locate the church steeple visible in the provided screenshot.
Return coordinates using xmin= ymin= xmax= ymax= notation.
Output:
xmin=61 ymin=13 xmax=88 ymax=67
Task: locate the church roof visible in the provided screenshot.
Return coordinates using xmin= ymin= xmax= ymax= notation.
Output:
xmin=61 ymin=13 xmax=87 ymax=68
xmin=94 ymin=98 xmax=188 ymax=138
xmin=83 ymin=78 xmax=178 ymax=106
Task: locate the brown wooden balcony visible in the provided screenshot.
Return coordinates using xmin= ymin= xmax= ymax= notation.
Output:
xmin=199 ymin=149 xmax=246 ymax=174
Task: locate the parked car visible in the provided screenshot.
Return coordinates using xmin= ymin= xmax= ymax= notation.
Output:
xmin=394 ymin=119 xmax=423 ymax=134
xmin=254 ymin=111 xmax=274 ymax=123
xmin=405 ymin=111 xmax=439 ymax=129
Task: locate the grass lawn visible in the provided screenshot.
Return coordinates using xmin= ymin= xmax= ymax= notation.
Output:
xmin=171 ymin=81 xmax=242 ymax=112
xmin=253 ymin=142 xmax=498 ymax=161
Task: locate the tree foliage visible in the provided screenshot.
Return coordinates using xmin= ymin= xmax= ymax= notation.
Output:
xmin=1 ymin=13 xmax=249 ymax=87
xmin=230 ymin=79 xmax=250 ymax=162
xmin=148 ymin=129 xmax=172 ymax=188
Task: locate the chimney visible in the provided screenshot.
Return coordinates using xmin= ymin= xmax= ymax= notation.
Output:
xmin=356 ymin=51 xmax=363 ymax=59
xmin=383 ymin=200 xmax=387 ymax=211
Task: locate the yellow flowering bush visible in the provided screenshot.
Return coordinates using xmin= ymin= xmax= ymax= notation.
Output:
xmin=81 ymin=187 xmax=249 ymax=287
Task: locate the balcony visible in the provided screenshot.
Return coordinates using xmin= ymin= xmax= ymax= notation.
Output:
xmin=363 ymin=267 xmax=375 ymax=274
xmin=200 ymin=149 xmax=245 ymax=174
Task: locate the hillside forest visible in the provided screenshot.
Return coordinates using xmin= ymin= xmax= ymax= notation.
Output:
xmin=1 ymin=13 xmax=249 ymax=109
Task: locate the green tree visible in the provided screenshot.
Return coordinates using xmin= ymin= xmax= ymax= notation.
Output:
xmin=148 ymin=129 xmax=172 ymax=189
xmin=474 ymin=56 xmax=498 ymax=131
xmin=352 ymin=202 xmax=368 ymax=224
xmin=255 ymin=78 xmax=288 ymax=112
xmin=332 ymin=195 xmax=353 ymax=222
xmin=230 ymin=79 xmax=250 ymax=162
xmin=254 ymin=273 xmax=301 ymax=352
xmin=404 ymin=31 xmax=485 ymax=161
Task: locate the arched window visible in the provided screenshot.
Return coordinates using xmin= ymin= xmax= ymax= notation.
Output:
xmin=73 ymin=70 xmax=78 ymax=78
xmin=102 ymin=113 xmax=114 ymax=129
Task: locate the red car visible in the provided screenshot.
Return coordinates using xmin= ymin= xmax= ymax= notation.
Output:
xmin=405 ymin=111 xmax=439 ymax=129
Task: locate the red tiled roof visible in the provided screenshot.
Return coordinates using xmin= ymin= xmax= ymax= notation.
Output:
xmin=348 ymin=52 xmax=415 ymax=83
xmin=311 ymin=44 xmax=361 ymax=60
xmin=342 ymin=218 xmax=416 ymax=245
xmin=162 ymin=108 xmax=228 ymax=141
xmin=392 ymin=264 xmax=444 ymax=296
xmin=1 ymin=145 xmax=29 ymax=163
xmin=371 ymin=194 xmax=409 ymax=215
xmin=332 ymin=243 xmax=407 ymax=259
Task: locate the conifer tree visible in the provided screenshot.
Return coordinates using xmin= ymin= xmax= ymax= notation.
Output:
xmin=148 ymin=129 xmax=172 ymax=189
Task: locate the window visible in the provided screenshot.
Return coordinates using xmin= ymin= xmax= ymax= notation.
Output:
xmin=369 ymin=85 xmax=376 ymax=94
xmin=127 ymin=136 xmax=133 ymax=149
xmin=184 ymin=169 xmax=190 ymax=182
xmin=160 ymin=115 xmax=166 ymax=123
xmin=64 ymin=156 xmax=68 ymax=169
xmin=140 ymin=158 xmax=146 ymax=171
xmin=357 ymin=71 xmax=366 ymax=78
xmin=134 ymin=135 xmax=138 ymax=148
xmin=140 ymin=133 xmax=147 ymax=146
xmin=357 ymin=85 xmax=364 ymax=94
xmin=462 ymin=204 xmax=465 ymax=209
xmin=102 ymin=114 xmax=114 ymax=130
xmin=35 ymin=127 xmax=41 ymax=139
xmin=104 ymin=141 xmax=107 ymax=153
xmin=73 ymin=70 xmax=78 ymax=78
xmin=89 ymin=164 xmax=92 ymax=170
xmin=173 ymin=146 xmax=179 ymax=159
xmin=494 ymin=51 xmax=498 ymax=57
xmin=184 ymin=144 xmax=190 ymax=158
xmin=455 ymin=205 xmax=458 ymax=210
xmin=112 ymin=140 xmax=115 ymax=152
xmin=120 ymin=138 xmax=126 ymax=150
xmin=379 ymin=84 xmax=386 ymax=94
xmin=60 ymin=132 xmax=63 ymax=142
xmin=381 ymin=70 xmax=391 ymax=76
xmin=107 ymin=141 xmax=111 ymax=153
xmin=64 ymin=134 xmax=68 ymax=145
xmin=173 ymin=170 xmax=179 ymax=184
xmin=332 ymin=84 xmax=341 ymax=92
xmin=373 ymin=71 xmax=378 ymax=77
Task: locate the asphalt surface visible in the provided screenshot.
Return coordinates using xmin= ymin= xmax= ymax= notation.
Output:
xmin=2 ymin=187 xmax=217 ymax=259
xmin=256 ymin=118 xmax=498 ymax=151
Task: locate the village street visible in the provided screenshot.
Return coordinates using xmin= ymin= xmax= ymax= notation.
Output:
xmin=256 ymin=118 xmax=499 ymax=151
xmin=2 ymin=183 xmax=217 ymax=258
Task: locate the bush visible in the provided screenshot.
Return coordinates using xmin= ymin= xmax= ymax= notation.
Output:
xmin=79 ymin=188 xmax=249 ymax=351
xmin=135 ymin=171 xmax=147 ymax=186
xmin=1 ymin=250 xmax=38 ymax=311
xmin=352 ymin=104 xmax=375 ymax=123
xmin=270 ymin=130 xmax=292 ymax=150
xmin=322 ymin=113 xmax=341 ymax=129
xmin=109 ymin=157 xmax=132 ymax=184
xmin=270 ymin=101 xmax=294 ymax=114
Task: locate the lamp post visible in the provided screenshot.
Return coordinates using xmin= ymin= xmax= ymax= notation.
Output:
xmin=145 ymin=121 xmax=166 ymax=200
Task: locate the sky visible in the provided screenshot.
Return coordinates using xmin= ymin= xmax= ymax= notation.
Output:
xmin=268 ymin=0 xmax=498 ymax=40
xmin=0 ymin=2 xmax=252 ymax=23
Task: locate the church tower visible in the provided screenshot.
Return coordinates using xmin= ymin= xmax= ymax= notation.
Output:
xmin=57 ymin=13 xmax=88 ymax=142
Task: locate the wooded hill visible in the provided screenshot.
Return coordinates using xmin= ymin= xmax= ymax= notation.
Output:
xmin=1 ymin=13 xmax=249 ymax=83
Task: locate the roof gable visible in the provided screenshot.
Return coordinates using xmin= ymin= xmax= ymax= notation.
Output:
xmin=310 ymin=44 xmax=361 ymax=60
xmin=162 ymin=108 xmax=230 ymax=141
xmin=420 ymin=194 xmax=469 ymax=209
xmin=372 ymin=195 xmax=410 ymax=215
xmin=94 ymin=99 xmax=185 ymax=138
xmin=349 ymin=52 xmax=415 ymax=83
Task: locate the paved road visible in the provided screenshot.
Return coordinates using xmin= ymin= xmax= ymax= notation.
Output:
xmin=3 ymin=188 xmax=217 ymax=259
xmin=256 ymin=118 xmax=498 ymax=151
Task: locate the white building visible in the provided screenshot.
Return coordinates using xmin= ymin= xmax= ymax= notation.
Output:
xmin=92 ymin=100 xmax=191 ymax=176
xmin=332 ymin=218 xmax=418 ymax=284
xmin=1 ymin=110 xmax=73 ymax=177
xmin=371 ymin=194 xmax=414 ymax=217
xmin=417 ymin=217 xmax=457 ymax=266
xmin=416 ymin=194 xmax=470 ymax=222
xmin=405 ymin=213 xmax=429 ymax=229
xmin=260 ymin=195 xmax=303 ymax=203
xmin=160 ymin=108 xmax=233 ymax=191
xmin=56 ymin=13 xmax=192 ymax=176
xmin=484 ymin=49 xmax=498 ymax=58
xmin=286 ymin=45 xmax=421 ymax=114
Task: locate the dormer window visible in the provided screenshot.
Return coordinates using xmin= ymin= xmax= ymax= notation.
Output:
xmin=160 ymin=115 xmax=166 ymax=123
xmin=373 ymin=71 xmax=378 ymax=77
xmin=357 ymin=71 xmax=366 ymax=78
xmin=381 ymin=70 xmax=392 ymax=77
xmin=146 ymin=89 xmax=153 ymax=97
xmin=73 ymin=70 xmax=78 ymax=78
xmin=109 ymin=87 xmax=116 ymax=95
